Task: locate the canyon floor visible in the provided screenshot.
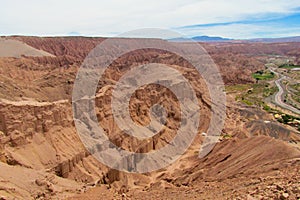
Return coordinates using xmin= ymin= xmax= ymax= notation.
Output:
xmin=0 ymin=36 xmax=299 ymax=199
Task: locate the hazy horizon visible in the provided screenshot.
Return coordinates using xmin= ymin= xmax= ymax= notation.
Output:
xmin=1 ymin=0 xmax=300 ymax=39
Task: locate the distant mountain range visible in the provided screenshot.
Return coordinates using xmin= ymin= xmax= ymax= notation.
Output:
xmin=169 ymin=35 xmax=300 ymax=43
xmin=169 ymin=36 xmax=231 ymax=42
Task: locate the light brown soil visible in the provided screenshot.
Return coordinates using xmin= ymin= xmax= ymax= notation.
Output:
xmin=0 ymin=37 xmax=299 ymax=199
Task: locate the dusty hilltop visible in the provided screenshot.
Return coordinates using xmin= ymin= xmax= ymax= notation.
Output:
xmin=0 ymin=36 xmax=299 ymax=199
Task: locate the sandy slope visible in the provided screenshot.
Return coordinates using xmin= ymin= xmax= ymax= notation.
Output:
xmin=0 ymin=161 xmax=84 ymax=199
xmin=0 ymin=38 xmax=54 ymax=58
xmin=0 ymin=37 xmax=299 ymax=199
xmin=68 ymin=136 xmax=300 ymax=200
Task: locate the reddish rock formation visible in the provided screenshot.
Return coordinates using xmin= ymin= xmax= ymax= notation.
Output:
xmin=0 ymin=37 xmax=299 ymax=199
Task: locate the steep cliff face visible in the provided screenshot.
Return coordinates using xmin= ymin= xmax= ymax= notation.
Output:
xmin=0 ymin=37 xmax=300 ymax=199
xmin=11 ymin=36 xmax=269 ymax=85
xmin=0 ymin=100 xmax=71 ymax=142
xmin=0 ymin=100 xmax=77 ymax=166
xmin=0 ymin=99 xmax=99 ymax=198
xmin=0 ymin=100 xmax=113 ymax=195
xmin=11 ymin=36 xmax=300 ymax=86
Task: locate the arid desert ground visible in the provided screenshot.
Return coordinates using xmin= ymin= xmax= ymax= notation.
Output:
xmin=0 ymin=36 xmax=299 ymax=199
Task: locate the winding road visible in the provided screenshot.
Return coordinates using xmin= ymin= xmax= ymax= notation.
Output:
xmin=270 ymin=68 xmax=300 ymax=115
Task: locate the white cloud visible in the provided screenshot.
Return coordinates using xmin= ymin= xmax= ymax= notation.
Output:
xmin=177 ymin=23 xmax=300 ymax=39
xmin=0 ymin=0 xmax=299 ymax=37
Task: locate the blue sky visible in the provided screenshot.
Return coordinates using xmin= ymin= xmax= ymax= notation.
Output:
xmin=0 ymin=0 xmax=300 ymax=39
xmin=177 ymin=11 xmax=300 ymax=39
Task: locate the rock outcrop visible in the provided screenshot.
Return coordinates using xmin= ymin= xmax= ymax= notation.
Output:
xmin=0 ymin=37 xmax=299 ymax=199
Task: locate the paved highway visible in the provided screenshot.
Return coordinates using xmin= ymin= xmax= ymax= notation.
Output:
xmin=270 ymin=68 xmax=300 ymax=115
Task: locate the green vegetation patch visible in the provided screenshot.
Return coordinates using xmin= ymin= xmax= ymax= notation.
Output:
xmin=225 ymin=84 xmax=252 ymax=93
xmin=235 ymin=84 xmax=277 ymax=106
xmin=228 ymin=83 xmax=278 ymax=114
xmin=277 ymin=113 xmax=300 ymax=124
xmin=252 ymin=70 xmax=275 ymax=80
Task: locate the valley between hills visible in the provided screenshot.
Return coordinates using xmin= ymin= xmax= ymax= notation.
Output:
xmin=0 ymin=36 xmax=299 ymax=199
